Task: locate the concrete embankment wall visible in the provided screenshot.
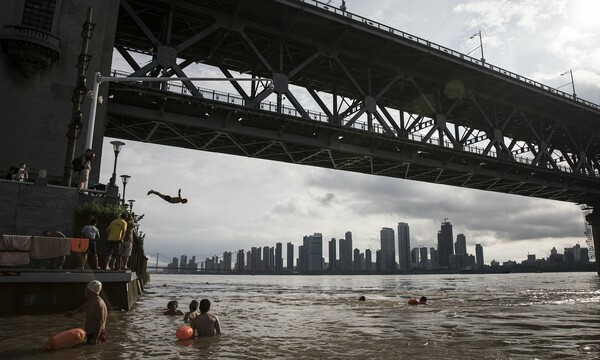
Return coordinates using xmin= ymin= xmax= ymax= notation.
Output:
xmin=0 ymin=180 xmax=78 ymax=237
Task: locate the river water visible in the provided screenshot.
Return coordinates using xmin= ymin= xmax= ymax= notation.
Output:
xmin=1 ymin=272 xmax=599 ymax=359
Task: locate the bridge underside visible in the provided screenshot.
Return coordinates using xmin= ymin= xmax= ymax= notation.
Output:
xmin=106 ymin=83 xmax=597 ymax=204
xmin=104 ymin=0 xmax=600 ymax=206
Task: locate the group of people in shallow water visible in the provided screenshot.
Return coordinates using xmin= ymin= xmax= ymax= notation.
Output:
xmin=62 ymin=281 xmax=220 ymax=349
xmin=163 ymin=299 xmax=221 ymax=337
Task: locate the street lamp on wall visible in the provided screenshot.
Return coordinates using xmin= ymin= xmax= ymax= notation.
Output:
xmin=120 ymin=174 xmax=131 ymax=206
xmin=109 ymin=140 xmax=125 ymax=186
xmin=128 ymin=199 xmax=136 ymax=213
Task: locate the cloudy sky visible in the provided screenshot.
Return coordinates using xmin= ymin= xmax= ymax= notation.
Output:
xmin=100 ymin=0 xmax=600 ymax=267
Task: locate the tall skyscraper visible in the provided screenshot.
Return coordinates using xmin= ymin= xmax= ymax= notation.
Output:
xmin=353 ymin=248 xmax=361 ymax=271
xmin=419 ymin=247 xmax=428 ymax=268
xmin=455 ymin=233 xmax=467 ymax=255
xmin=328 ymin=238 xmax=337 ymax=272
xmin=365 ymin=249 xmax=372 ymax=271
xmin=287 ymin=242 xmax=294 ymax=270
xmin=380 ymin=227 xmax=396 ymax=271
xmin=275 ymin=243 xmax=283 ymax=272
xmin=263 ymin=246 xmax=270 ymax=272
xmin=430 ymin=247 xmax=439 ymax=268
xmin=411 ymin=247 xmax=419 ymax=268
xmin=303 ymin=233 xmax=323 ymax=272
xmin=397 ymin=222 xmax=411 ymax=272
xmin=339 ymin=231 xmax=353 ymax=272
xmin=475 ymin=244 xmax=484 ymax=266
xmin=344 ymin=231 xmax=353 ymax=271
xmin=222 ymin=251 xmax=232 ymax=271
xmin=236 ymin=250 xmax=245 ymax=272
xmin=438 ymin=220 xmax=454 ymax=267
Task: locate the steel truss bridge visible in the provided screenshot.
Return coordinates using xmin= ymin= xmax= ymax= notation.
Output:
xmin=104 ymin=0 xmax=600 ymax=207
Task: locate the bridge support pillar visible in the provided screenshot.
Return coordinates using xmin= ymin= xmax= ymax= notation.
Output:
xmin=585 ymin=207 xmax=600 ymax=275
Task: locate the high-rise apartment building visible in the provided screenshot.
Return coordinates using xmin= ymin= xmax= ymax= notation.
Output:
xmin=380 ymin=227 xmax=396 ymax=271
xmin=263 ymin=246 xmax=270 ymax=272
xmin=303 ymin=233 xmax=323 ymax=272
xmin=475 ymin=244 xmax=484 ymax=266
xmin=339 ymin=231 xmax=353 ymax=272
xmin=365 ymin=249 xmax=372 ymax=271
xmin=430 ymin=247 xmax=439 ymax=268
xmin=353 ymin=248 xmax=361 ymax=271
xmin=222 ymin=251 xmax=232 ymax=271
xmin=455 ymin=233 xmax=467 ymax=255
xmin=236 ymin=250 xmax=245 ymax=272
xmin=411 ymin=247 xmax=419 ymax=268
xmin=397 ymin=222 xmax=411 ymax=272
xmin=328 ymin=238 xmax=337 ymax=272
xmin=419 ymin=247 xmax=428 ymax=268
xmin=275 ymin=243 xmax=283 ymax=272
xmin=438 ymin=220 xmax=454 ymax=267
xmin=287 ymin=242 xmax=294 ymax=270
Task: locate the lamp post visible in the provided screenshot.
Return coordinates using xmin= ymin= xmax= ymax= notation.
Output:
xmin=469 ymin=30 xmax=485 ymax=64
xmin=120 ymin=174 xmax=131 ymax=206
xmin=128 ymin=199 xmax=136 ymax=213
xmin=109 ymin=140 xmax=125 ymax=186
xmin=560 ymin=69 xmax=576 ymax=98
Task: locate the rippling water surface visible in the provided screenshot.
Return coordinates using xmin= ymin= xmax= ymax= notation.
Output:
xmin=1 ymin=272 xmax=599 ymax=359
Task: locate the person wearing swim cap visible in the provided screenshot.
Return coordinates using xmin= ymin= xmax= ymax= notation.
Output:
xmin=66 ymin=280 xmax=108 ymax=345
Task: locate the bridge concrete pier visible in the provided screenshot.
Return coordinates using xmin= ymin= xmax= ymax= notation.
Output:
xmin=585 ymin=208 xmax=600 ymax=275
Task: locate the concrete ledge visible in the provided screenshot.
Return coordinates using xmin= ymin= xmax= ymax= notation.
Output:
xmin=0 ymin=270 xmax=143 ymax=316
xmin=0 ymin=269 xmax=138 ymax=283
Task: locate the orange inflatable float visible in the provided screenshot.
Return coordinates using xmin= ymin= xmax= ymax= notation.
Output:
xmin=70 ymin=238 xmax=89 ymax=253
xmin=44 ymin=328 xmax=86 ymax=351
xmin=407 ymin=298 xmax=420 ymax=305
xmin=176 ymin=325 xmax=194 ymax=340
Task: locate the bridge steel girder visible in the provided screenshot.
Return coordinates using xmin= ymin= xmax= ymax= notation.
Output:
xmin=109 ymin=0 xmax=600 ymax=205
xmin=105 ymin=83 xmax=600 ymax=204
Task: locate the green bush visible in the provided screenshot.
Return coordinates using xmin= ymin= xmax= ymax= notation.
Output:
xmin=76 ymin=202 xmax=123 ymax=224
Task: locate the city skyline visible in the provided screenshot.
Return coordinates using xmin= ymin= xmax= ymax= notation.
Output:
xmin=100 ymin=0 xmax=599 ymax=267
xmin=151 ymin=219 xmax=592 ymax=269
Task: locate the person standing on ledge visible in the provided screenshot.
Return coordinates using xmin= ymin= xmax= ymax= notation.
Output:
xmin=190 ymin=299 xmax=221 ymax=337
xmin=15 ymin=162 xmax=28 ymax=182
xmin=81 ymin=218 xmax=100 ymax=270
xmin=66 ymin=280 xmax=107 ymax=345
xmin=147 ymin=189 xmax=188 ymax=204
xmin=105 ymin=212 xmax=128 ymax=270
xmin=78 ymin=149 xmax=96 ymax=190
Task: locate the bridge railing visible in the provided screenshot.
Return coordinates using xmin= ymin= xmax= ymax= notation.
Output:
xmin=109 ymin=70 xmax=584 ymax=176
xmin=300 ymin=0 xmax=600 ymax=111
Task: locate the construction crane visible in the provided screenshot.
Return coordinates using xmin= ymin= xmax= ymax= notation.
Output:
xmin=581 ymin=205 xmax=596 ymax=261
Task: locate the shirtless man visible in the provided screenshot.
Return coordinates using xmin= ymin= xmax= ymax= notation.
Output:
xmin=66 ymin=280 xmax=108 ymax=345
xmin=147 ymin=189 xmax=188 ymax=204
xmin=190 ymin=299 xmax=221 ymax=337
xmin=163 ymin=300 xmax=184 ymax=315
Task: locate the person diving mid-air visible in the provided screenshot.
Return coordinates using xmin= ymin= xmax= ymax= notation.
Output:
xmin=147 ymin=189 xmax=188 ymax=204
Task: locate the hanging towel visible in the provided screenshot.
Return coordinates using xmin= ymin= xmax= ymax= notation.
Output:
xmin=30 ymin=236 xmax=71 ymax=259
xmin=0 ymin=235 xmax=32 ymax=266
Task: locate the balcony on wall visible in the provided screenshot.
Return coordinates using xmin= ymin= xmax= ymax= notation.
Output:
xmin=0 ymin=25 xmax=60 ymax=77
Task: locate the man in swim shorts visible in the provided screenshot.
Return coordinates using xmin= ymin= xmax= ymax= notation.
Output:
xmin=190 ymin=299 xmax=221 ymax=337
xmin=66 ymin=280 xmax=108 ymax=345
xmin=147 ymin=189 xmax=188 ymax=204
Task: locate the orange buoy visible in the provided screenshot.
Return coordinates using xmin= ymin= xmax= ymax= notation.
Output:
xmin=407 ymin=298 xmax=420 ymax=305
xmin=176 ymin=325 xmax=194 ymax=340
xmin=44 ymin=328 xmax=86 ymax=351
